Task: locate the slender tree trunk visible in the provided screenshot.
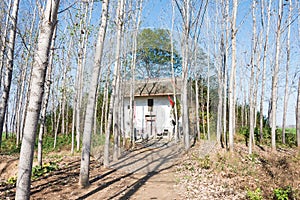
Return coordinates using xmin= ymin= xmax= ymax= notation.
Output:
xmin=100 ymin=65 xmax=111 ymax=135
xmin=0 ymin=0 xmax=20 ymax=147
xmin=201 ymin=79 xmax=206 ymax=138
xmin=249 ymin=0 xmax=257 ymax=155
xmin=130 ymin=0 xmax=143 ymax=148
xmin=228 ymin=0 xmax=237 ymax=152
xmin=282 ymin=0 xmax=292 ymax=144
xmin=223 ymin=0 xmax=229 ymax=148
xmin=0 ymin=0 xmax=12 ymax=90
xmin=171 ymin=0 xmax=179 ymax=143
xmin=260 ymin=0 xmax=271 ymax=142
xmin=53 ymin=104 xmax=61 ymax=149
xmin=181 ymin=0 xmax=191 ymax=150
xmin=104 ymin=0 xmax=124 ymax=167
xmin=296 ymin=77 xmax=300 ymax=148
xmin=195 ymin=78 xmax=200 ymax=141
xmin=79 ymin=0 xmax=109 ymax=187
xmin=206 ymin=28 xmax=210 ymax=141
xmin=15 ymin=1 xmax=60 ymax=199
xmin=271 ymin=0 xmax=283 ymax=151
xmin=37 ymin=25 xmax=57 ymax=166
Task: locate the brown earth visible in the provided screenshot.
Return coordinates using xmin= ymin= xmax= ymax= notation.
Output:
xmin=0 ymin=139 xmax=299 ymax=200
xmin=0 ymin=140 xmax=185 ymax=200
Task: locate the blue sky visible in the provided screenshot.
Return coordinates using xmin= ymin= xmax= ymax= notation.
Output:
xmin=139 ymin=0 xmax=299 ymax=126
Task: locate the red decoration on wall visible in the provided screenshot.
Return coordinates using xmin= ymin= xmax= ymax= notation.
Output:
xmin=168 ymin=96 xmax=175 ymax=107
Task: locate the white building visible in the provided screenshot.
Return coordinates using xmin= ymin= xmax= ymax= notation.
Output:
xmin=123 ymin=78 xmax=182 ymax=139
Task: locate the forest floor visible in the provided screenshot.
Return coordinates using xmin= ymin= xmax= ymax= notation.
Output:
xmin=0 ymin=138 xmax=299 ymax=200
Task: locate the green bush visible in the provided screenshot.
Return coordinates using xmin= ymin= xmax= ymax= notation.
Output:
xmin=273 ymin=186 xmax=293 ymax=200
xmin=1 ymin=135 xmax=21 ymax=154
xmin=6 ymin=176 xmax=17 ymax=185
xmin=246 ymin=188 xmax=263 ymax=200
xmin=276 ymin=128 xmax=297 ymax=147
xmin=32 ymin=161 xmax=58 ymax=179
xmin=35 ymin=133 xmax=72 ymax=153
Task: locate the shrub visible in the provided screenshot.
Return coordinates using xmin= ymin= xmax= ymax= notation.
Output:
xmin=246 ymin=188 xmax=263 ymax=200
xmin=32 ymin=161 xmax=59 ymax=179
xmin=273 ymin=186 xmax=293 ymax=200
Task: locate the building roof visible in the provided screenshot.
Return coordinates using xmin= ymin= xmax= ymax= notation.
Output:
xmin=124 ymin=78 xmax=182 ymax=97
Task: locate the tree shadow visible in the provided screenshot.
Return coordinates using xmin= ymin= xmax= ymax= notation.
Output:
xmin=77 ymin=142 xmax=182 ymax=199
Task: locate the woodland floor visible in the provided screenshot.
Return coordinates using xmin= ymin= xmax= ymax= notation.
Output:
xmin=0 ymin=138 xmax=299 ymax=200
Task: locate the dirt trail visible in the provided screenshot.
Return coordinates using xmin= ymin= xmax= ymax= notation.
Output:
xmin=0 ymin=139 xmax=185 ymax=200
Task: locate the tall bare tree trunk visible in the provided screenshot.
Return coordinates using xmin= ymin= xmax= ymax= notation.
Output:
xmin=130 ymin=0 xmax=143 ymax=148
xmin=271 ymin=0 xmax=283 ymax=151
xmin=260 ymin=0 xmax=271 ymax=142
xmin=296 ymin=77 xmax=300 ymax=148
xmin=15 ymin=1 xmax=60 ymax=199
xmin=281 ymin=0 xmax=292 ymax=144
xmin=79 ymin=0 xmax=109 ymax=187
xmin=37 ymin=25 xmax=57 ymax=166
xmin=171 ymin=0 xmax=179 ymax=143
xmin=180 ymin=0 xmax=191 ymax=150
xmin=195 ymin=78 xmax=200 ymax=141
xmin=104 ymin=0 xmax=124 ymax=167
xmin=0 ymin=0 xmax=12 ymax=90
xmin=206 ymin=30 xmax=210 ymax=141
xmin=0 ymin=0 xmax=20 ymax=147
xmin=249 ymin=0 xmax=258 ymax=155
xmin=228 ymin=0 xmax=237 ymax=152
xmin=223 ymin=0 xmax=229 ymax=148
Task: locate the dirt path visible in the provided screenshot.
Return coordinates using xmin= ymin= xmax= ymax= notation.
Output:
xmin=1 ymin=140 xmax=185 ymax=200
xmin=81 ymin=140 xmax=184 ymax=200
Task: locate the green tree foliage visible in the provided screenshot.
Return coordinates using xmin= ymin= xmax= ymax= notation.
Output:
xmin=133 ymin=28 xmax=181 ymax=79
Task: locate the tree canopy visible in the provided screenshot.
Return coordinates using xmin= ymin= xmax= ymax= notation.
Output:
xmin=134 ymin=28 xmax=182 ymax=79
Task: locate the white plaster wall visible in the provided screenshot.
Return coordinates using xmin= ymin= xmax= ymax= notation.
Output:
xmin=123 ymin=96 xmax=174 ymax=138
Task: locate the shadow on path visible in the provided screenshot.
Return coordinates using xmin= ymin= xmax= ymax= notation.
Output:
xmin=77 ymin=140 xmax=183 ymax=199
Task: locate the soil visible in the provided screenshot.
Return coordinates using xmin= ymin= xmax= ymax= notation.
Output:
xmin=0 ymin=139 xmax=299 ymax=200
xmin=0 ymin=139 xmax=185 ymax=200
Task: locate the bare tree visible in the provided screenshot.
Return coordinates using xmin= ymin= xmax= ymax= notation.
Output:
xmin=281 ymin=0 xmax=292 ymax=144
xmin=228 ymin=0 xmax=238 ymax=151
xmin=171 ymin=0 xmax=179 ymax=143
xmin=15 ymin=0 xmax=60 ymax=199
xmin=175 ymin=0 xmax=191 ymax=150
xmin=259 ymin=0 xmax=271 ymax=142
xmin=0 ymin=0 xmax=20 ymax=147
xmin=270 ymin=0 xmax=283 ymax=151
xmin=37 ymin=25 xmax=57 ymax=166
xmin=130 ymin=0 xmax=143 ymax=147
xmin=79 ymin=0 xmax=109 ymax=187
xmin=0 ymin=0 xmax=12 ymax=90
xmin=297 ymin=76 xmax=300 ymax=148
xmin=248 ymin=0 xmax=255 ymax=155
xmin=104 ymin=0 xmax=124 ymax=167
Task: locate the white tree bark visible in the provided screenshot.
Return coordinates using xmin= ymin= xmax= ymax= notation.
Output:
xmin=130 ymin=0 xmax=143 ymax=147
xmin=79 ymin=0 xmax=109 ymax=187
xmin=37 ymin=25 xmax=57 ymax=166
xmin=181 ymin=0 xmax=191 ymax=150
xmin=15 ymin=1 xmax=60 ymax=199
xmin=206 ymin=19 xmax=210 ymax=141
xmin=259 ymin=0 xmax=271 ymax=141
xmin=171 ymin=0 xmax=179 ymax=143
xmin=228 ymin=0 xmax=237 ymax=152
xmin=249 ymin=0 xmax=257 ymax=155
xmin=281 ymin=0 xmax=292 ymax=144
xmin=0 ymin=0 xmax=12 ymax=90
xmin=296 ymin=76 xmax=300 ymax=148
xmin=271 ymin=0 xmax=283 ymax=151
xmin=0 ymin=0 xmax=20 ymax=147
xmin=104 ymin=0 xmax=124 ymax=167
xmin=223 ymin=0 xmax=229 ymax=148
